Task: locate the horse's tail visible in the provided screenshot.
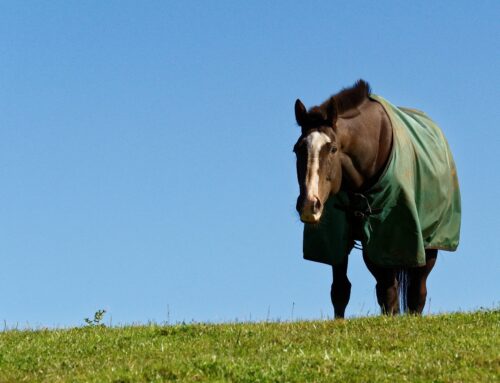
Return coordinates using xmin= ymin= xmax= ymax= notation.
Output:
xmin=397 ymin=268 xmax=409 ymax=314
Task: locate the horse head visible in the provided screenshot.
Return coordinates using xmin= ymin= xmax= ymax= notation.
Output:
xmin=293 ymin=97 xmax=342 ymax=224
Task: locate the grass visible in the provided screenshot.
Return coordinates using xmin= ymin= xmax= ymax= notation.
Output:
xmin=0 ymin=310 xmax=498 ymax=382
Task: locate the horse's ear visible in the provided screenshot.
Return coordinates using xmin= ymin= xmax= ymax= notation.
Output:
xmin=295 ymin=99 xmax=307 ymax=127
xmin=326 ymin=97 xmax=338 ymax=126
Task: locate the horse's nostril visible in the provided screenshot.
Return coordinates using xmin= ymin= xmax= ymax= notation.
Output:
xmin=313 ymin=199 xmax=322 ymax=214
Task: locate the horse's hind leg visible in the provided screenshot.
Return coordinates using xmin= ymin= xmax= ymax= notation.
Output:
xmin=363 ymin=252 xmax=399 ymax=315
xmin=407 ymin=250 xmax=437 ymax=314
xmin=331 ymin=256 xmax=351 ymax=319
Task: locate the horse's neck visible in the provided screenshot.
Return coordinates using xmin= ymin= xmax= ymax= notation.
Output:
xmin=337 ymin=100 xmax=392 ymax=192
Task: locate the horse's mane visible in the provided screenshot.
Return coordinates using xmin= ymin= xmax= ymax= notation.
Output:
xmin=308 ymin=80 xmax=371 ymax=121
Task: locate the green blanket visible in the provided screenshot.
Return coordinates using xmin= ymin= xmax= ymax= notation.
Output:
xmin=303 ymin=95 xmax=461 ymax=267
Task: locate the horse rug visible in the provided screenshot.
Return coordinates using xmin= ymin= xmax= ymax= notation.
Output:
xmin=303 ymin=95 xmax=461 ymax=267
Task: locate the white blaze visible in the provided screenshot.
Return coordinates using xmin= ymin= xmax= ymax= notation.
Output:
xmin=305 ymin=131 xmax=331 ymax=201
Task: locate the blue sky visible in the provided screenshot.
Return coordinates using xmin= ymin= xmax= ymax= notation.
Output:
xmin=0 ymin=1 xmax=498 ymax=327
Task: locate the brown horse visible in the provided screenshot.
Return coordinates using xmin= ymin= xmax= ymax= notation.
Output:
xmin=293 ymin=80 xmax=456 ymax=318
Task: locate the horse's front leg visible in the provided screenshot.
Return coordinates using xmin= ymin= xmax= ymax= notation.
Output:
xmin=363 ymin=252 xmax=399 ymax=315
xmin=331 ymin=255 xmax=351 ymax=319
xmin=407 ymin=249 xmax=437 ymax=314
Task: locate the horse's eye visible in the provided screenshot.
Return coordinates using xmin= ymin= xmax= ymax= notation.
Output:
xmin=330 ymin=146 xmax=338 ymax=153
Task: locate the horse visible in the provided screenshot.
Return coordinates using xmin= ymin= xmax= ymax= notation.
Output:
xmin=293 ymin=80 xmax=460 ymax=318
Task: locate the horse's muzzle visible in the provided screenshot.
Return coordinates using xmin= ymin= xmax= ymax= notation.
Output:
xmin=297 ymin=195 xmax=323 ymax=223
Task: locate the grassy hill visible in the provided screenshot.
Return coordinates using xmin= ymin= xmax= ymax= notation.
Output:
xmin=0 ymin=310 xmax=498 ymax=382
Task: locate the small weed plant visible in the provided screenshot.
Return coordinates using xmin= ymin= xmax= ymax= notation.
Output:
xmin=84 ymin=309 xmax=106 ymax=327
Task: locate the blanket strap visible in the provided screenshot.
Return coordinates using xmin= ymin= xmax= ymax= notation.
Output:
xmin=334 ymin=193 xmax=383 ymax=243
xmin=334 ymin=193 xmax=383 ymax=218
